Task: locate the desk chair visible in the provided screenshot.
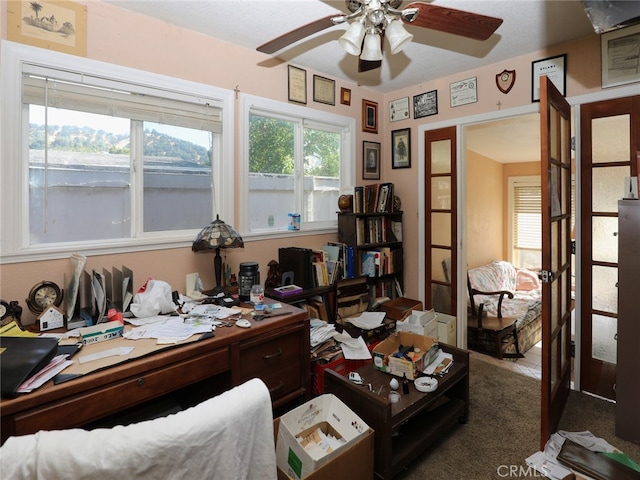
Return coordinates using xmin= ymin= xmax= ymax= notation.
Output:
xmin=467 ymin=274 xmax=523 ymax=360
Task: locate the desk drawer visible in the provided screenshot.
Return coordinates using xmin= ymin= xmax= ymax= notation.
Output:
xmin=238 ymin=330 xmax=302 ymax=379
xmin=11 ymin=347 xmax=229 ymax=436
xmin=258 ymin=363 xmax=303 ymax=402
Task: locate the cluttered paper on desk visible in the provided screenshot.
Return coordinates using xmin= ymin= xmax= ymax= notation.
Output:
xmin=346 ymin=311 xmax=385 ymax=330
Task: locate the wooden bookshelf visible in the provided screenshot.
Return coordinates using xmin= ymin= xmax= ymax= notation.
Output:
xmin=338 ymin=210 xmax=403 ymax=300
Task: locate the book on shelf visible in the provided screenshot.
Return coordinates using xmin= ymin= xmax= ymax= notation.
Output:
xmin=272 ymin=284 xmax=304 ymax=297
xmin=312 ymin=261 xmax=330 ymax=287
xmin=376 ymin=183 xmax=394 ymax=213
xmin=354 ymin=186 xmax=364 ymax=213
xmin=361 ymin=250 xmax=381 ymax=277
xmin=325 ymin=242 xmax=347 ymax=281
xmin=390 ymin=220 xmax=403 ymax=242
xmin=345 ymin=246 xmax=356 ymax=278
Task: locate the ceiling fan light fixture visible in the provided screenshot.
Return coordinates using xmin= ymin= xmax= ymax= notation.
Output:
xmin=339 ymin=21 xmax=366 ymax=55
xmin=360 ymin=32 xmax=383 ymax=61
xmin=386 ymin=19 xmax=413 ymax=54
xmin=400 ymin=7 xmax=420 ymax=23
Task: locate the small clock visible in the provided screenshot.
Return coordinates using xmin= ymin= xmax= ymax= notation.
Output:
xmin=26 ymin=281 xmax=64 ymax=315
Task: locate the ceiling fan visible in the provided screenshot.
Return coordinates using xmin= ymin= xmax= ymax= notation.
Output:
xmin=257 ymin=0 xmax=503 ymax=72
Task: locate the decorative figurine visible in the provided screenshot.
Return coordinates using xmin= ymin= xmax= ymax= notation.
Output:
xmin=265 ymin=259 xmax=281 ymax=289
xmin=338 ymin=194 xmax=353 ymax=213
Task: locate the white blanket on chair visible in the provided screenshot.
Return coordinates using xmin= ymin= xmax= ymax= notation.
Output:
xmin=0 ymin=378 xmax=276 ymax=480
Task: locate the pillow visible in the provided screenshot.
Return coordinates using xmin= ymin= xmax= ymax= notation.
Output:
xmin=516 ymin=269 xmax=541 ymax=291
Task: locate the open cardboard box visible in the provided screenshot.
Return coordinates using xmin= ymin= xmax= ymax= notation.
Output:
xmin=275 ymin=394 xmax=372 ymax=480
xmin=274 ymin=418 xmax=374 ymax=480
xmin=372 ymin=331 xmax=439 ymax=380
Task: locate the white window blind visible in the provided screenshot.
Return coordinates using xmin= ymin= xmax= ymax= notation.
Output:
xmin=513 ymin=184 xmax=541 ymax=249
xmin=23 ymin=66 xmax=222 ymax=133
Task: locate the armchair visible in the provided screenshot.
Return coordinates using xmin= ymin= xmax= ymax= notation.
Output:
xmin=467 ymin=273 xmax=523 ymax=360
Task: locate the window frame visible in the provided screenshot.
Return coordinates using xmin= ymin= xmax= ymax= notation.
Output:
xmin=239 ymin=93 xmax=355 ymax=239
xmin=0 ymin=42 xmax=235 ymax=263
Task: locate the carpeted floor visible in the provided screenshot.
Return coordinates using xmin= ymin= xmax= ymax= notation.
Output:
xmin=395 ymin=353 xmax=640 ymax=480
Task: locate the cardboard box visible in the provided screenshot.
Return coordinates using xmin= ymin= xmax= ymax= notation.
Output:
xmin=79 ymin=321 xmax=124 ymax=346
xmin=274 ymin=419 xmax=374 ymax=480
xmin=380 ymin=297 xmax=423 ymax=320
xmin=396 ymin=309 xmax=437 ymax=338
xmin=275 ymin=394 xmax=370 ymax=480
xmin=372 ymin=331 xmax=439 ymax=380
xmin=436 ymin=312 xmax=456 ymax=346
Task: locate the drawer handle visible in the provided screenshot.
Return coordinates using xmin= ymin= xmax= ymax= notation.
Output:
xmin=263 ymin=348 xmax=283 ymax=360
xmin=269 ymin=381 xmax=284 ymax=395
xmin=136 ymin=378 xmax=145 ymax=387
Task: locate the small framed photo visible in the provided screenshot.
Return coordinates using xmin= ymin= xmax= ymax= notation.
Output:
xmin=389 ymin=97 xmax=410 ymax=122
xmin=313 ymin=75 xmax=335 ymax=105
xmin=362 ymin=99 xmax=378 ymax=133
xmin=391 ymin=128 xmax=411 ymax=169
xmin=340 ymin=87 xmax=351 ymax=106
xmin=601 ymin=24 xmax=640 ymax=88
xmin=413 ymin=90 xmax=438 ymax=118
xmin=363 ymin=141 xmax=381 ymax=180
xmin=531 ymin=54 xmax=566 ymax=102
xmin=288 ymin=65 xmax=307 ymax=104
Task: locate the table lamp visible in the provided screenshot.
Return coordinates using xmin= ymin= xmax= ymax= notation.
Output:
xmin=192 ymin=215 xmax=244 ymax=295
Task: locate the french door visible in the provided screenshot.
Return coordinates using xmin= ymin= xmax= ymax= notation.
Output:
xmin=579 ymin=95 xmax=640 ymax=400
xmin=424 ymin=127 xmax=457 ymax=318
xmin=540 ymin=75 xmax=573 ymax=449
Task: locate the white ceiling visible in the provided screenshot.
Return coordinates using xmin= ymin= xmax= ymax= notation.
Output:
xmin=105 ymin=0 xmax=597 ymax=94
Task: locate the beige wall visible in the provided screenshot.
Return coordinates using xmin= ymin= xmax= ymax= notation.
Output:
xmin=0 ymin=1 xmax=616 ymax=325
xmin=466 ymin=152 xmax=504 ymax=268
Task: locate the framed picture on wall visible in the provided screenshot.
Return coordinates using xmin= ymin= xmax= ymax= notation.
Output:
xmin=287 ymin=65 xmax=307 ymax=104
xmin=531 ymin=54 xmax=566 ymax=102
xmin=391 ymin=128 xmax=411 ymax=169
xmin=362 ymin=100 xmax=378 ymax=133
xmin=363 ymin=141 xmax=381 ymax=180
xmin=601 ymin=24 xmax=640 ymax=88
xmin=313 ymin=75 xmax=335 ymax=105
xmin=413 ymin=90 xmax=438 ymax=118
xmin=7 ymin=0 xmax=88 ymax=56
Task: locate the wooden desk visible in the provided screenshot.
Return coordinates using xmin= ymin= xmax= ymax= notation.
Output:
xmin=1 ymin=303 xmax=310 ymax=444
xmin=324 ymin=345 xmax=469 ymax=479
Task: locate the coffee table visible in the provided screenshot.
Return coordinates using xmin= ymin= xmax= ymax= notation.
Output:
xmin=324 ymin=344 xmax=469 ymax=479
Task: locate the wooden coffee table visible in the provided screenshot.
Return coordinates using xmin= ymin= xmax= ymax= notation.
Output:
xmin=324 ymin=344 xmax=469 ymax=479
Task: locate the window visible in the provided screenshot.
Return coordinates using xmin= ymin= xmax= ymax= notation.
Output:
xmin=508 ymin=175 xmax=576 ymax=270
xmin=509 ymin=177 xmax=542 ymax=269
xmin=240 ymin=95 xmax=355 ymax=236
xmin=1 ymin=43 xmax=233 ymax=262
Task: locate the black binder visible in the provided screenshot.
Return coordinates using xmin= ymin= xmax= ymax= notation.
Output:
xmin=279 ymin=247 xmax=314 ymax=289
xmin=0 ymin=336 xmax=59 ymax=398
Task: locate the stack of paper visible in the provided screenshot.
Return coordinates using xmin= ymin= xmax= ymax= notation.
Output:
xmin=346 ymin=312 xmax=385 ymax=330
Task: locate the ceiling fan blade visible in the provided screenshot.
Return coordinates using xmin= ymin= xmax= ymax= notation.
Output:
xmin=257 ymin=15 xmax=338 ymax=54
xmin=404 ymin=2 xmax=503 ymax=41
